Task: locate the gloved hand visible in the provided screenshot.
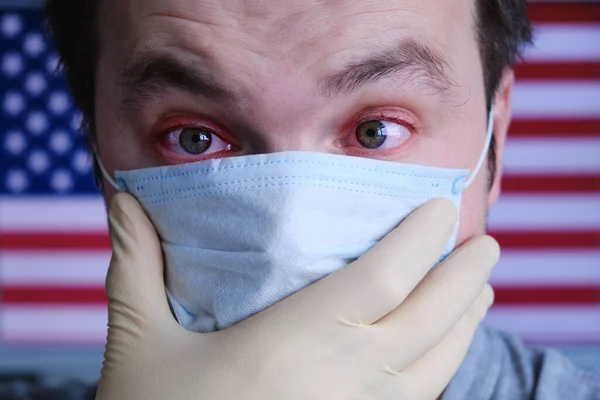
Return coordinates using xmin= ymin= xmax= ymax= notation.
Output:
xmin=96 ymin=194 xmax=498 ymax=400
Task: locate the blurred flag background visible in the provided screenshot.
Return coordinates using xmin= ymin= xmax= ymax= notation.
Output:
xmin=0 ymin=0 xmax=599 ymax=381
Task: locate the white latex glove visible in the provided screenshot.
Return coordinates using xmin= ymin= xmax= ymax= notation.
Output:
xmin=96 ymin=194 xmax=498 ymax=400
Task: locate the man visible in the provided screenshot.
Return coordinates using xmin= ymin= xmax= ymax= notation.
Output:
xmin=40 ymin=0 xmax=599 ymax=399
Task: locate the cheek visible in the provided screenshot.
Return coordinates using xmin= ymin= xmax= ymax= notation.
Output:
xmin=95 ymin=74 xmax=136 ymax=209
xmin=95 ymin=59 xmax=151 ymax=205
xmin=95 ymin=85 xmax=124 ymax=205
xmin=455 ymin=167 xmax=490 ymax=246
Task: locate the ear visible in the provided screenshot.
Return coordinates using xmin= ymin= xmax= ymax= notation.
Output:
xmin=488 ymin=68 xmax=514 ymax=207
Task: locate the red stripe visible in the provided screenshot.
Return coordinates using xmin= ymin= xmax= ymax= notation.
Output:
xmin=528 ymin=2 xmax=600 ymax=23
xmin=502 ymin=175 xmax=600 ymax=193
xmin=3 ymin=286 xmax=598 ymax=306
xmin=3 ymin=231 xmax=600 ymax=250
xmin=493 ymin=287 xmax=600 ymax=305
xmin=491 ymin=231 xmax=600 ymax=249
xmin=1 ymin=233 xmax=111 ymax=250
xmin=515 ymin=62 xmax=600 ymax=80
xmin=509 ymin=119 xmax=600 ymax=137
xmin=3 ymin=287 xmax=107 ymax=305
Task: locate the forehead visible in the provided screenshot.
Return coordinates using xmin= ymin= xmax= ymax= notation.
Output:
xmin=103 ymin=0 xmax=477 ymax=70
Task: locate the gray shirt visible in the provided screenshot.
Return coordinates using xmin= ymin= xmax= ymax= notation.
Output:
xmin=445 ymin=325 xmax=600 ymax=399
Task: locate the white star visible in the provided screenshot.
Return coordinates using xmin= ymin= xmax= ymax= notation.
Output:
xmin=24 ymin=72 xmax=47 ymax=96
xmin=51 ymin=170 xmax=74 ymax=192
xmin=49 ymin=131 xmax=73 ymax=154
xmin=4 ymin=131 xmax=27 ymax=155
xmin=2 ymin=53 xmax=23 ymax=77
xmin=23 ymin=33 xmax=46 ymax=57
xmin=28 ymin=150 xmax=50 ymax=174
xmin=48 ymin=91 xmax=71 ymax=115
xmin=72 ymin=149 xmax=93 ymax=174
xmin=3 ymin=92 xmax=24 ymax=115
xmin=26 ymin=111 xmax=49 ymax=135
xmin=1 ymin=14 xmax=22 ymax=38
xmin=6 ymin=170 xmax=29 ymax=193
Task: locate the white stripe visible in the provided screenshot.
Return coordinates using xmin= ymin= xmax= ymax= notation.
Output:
xmin=3 ymin=194 xmax=600 ymax=233
xmin=485 ymin=306 xmax=600 ymax=343
xmin=489 ymin=193 xmax=600 ymax=231
xmin=2 ymin=306 xmax=107 ymax=343
xmin=504 ymin=138 xmax=600 ymax=175
xmin=491 ymin=250 xmax=600 ymax=286
xmin=0 ymin=197 xmax=107 ymax=231
xmin=0 ymin=251 xmax=110 ymax=285
xmin=3 ymin=250 xmax=596 ymax=287
xmin=512 ymin=81 xmax=600 ymax=118
xmin=3 ymin=306 xmax=596 ymax=344
xmin=525 ymin=24 xmax=600 ymax=62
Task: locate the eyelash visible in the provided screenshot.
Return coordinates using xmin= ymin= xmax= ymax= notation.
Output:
xmin=154 ymin=110 xmax=418 ymax=163
xmin=339 ymin=110 xmax=418 ymax=156
xmin=346 ymin=110 xmax=416 ymax=135
xmin=154 ymin=117 xmax=240 ymax=162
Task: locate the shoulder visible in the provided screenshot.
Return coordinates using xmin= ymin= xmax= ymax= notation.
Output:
xmin=443 ymin=325 xmax=600 ymax=400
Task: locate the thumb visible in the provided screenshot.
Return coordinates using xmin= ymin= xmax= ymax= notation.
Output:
xmin=105 ymin=193 xmax=177 ymax=335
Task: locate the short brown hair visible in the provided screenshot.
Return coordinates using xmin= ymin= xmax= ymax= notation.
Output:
xmin=44 ymin=0 xmax=533 ymax=183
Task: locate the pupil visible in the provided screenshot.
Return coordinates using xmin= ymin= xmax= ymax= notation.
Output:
xmin=180 ymin=129 xmax=212 ymax=154
xmin=356 ymin=121 xmax=386 ymax=149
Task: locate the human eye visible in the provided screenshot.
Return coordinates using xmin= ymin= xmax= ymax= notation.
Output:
xmin=354 ymin=120 xmax=411 ymax=149
xmin=157 ymin=118 xmax=240 ymax=163
xmin=338 ymin=111 xmax=416 ymax=156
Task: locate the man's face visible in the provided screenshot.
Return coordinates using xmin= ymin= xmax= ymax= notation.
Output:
xmin=95 ymin=0 xmax=512 ymax=244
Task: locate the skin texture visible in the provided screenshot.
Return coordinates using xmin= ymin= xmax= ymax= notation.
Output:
xmin=95 ymin=0 xmax=514 ymax=247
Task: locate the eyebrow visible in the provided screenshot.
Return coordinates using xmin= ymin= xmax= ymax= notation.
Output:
xmin=118 ymin=38 xmax=456 ymax=111
xmin=119 ymin=53 xmax=236 ymax=110
xmin=320 ymin=39 xmax=456 ymax=99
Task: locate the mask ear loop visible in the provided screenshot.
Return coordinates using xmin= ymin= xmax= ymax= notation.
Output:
xmin=93 ymin=145 xmax=121 ymax=191
xmin=464 ymin=104 xmax=495 ymax=188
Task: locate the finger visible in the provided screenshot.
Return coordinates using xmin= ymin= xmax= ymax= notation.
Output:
xmin=366 ymin=284 xmax=494 ymax=400
xmin=106 ymin=193 xmax=179 ymax=334
xmin=401 ymin=284 xmax=494 ymax=399
xmin=288 ymin=198 xmax=459 ymax=328
xmin=376 ymin=235 xmax=499 ymax=368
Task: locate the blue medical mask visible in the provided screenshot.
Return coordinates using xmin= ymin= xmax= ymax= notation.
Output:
xmin=98 ymin=107 xmax=494 ymax=333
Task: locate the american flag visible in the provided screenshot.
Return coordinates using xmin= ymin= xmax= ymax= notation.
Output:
xmin=0 ymin=2 xmax=599 ymax=345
